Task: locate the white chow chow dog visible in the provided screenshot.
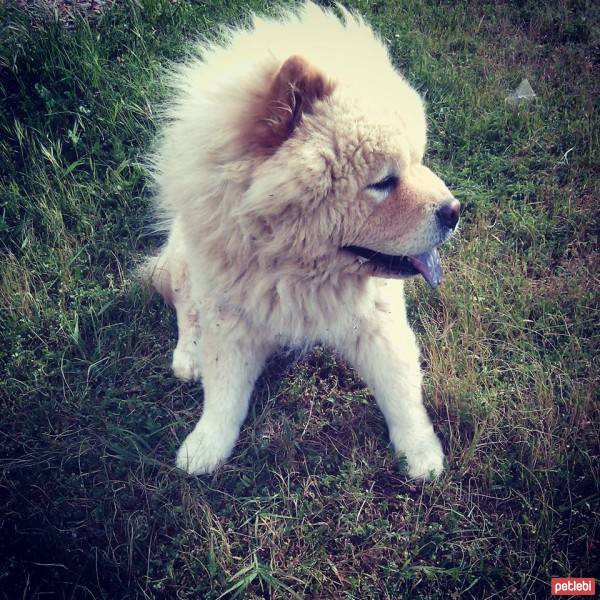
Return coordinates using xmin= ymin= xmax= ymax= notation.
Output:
xmin=145 ymin=3 xmax=460 ymax=480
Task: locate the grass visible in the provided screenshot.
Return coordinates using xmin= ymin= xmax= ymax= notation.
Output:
xmin=0 ymin=0 xmax=598 ymax=597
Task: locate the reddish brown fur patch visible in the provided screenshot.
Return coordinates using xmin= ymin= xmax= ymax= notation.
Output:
xmin=242 ymin=55 xmax=335 ymax=154
xmin=366 ymin=184 xmax=427 ymax=242
xmin=352 ymin=165 xmax=453 ymax=248
xmin=346 ymin=180 xmax=427 ymax=248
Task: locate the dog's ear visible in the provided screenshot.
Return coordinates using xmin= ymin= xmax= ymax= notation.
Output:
xmin=253 ymin=55 xmax=334 ymax=150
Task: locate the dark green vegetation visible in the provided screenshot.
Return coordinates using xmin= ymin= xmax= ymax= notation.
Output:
xmin=1 ymin=0 xmax=598 ymax=597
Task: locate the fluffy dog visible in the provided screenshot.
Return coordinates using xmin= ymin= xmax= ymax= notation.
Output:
xmin=145 ymin=3 xmax=460 ymax=480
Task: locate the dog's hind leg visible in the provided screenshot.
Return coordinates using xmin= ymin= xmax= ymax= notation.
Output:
xmin=171 ymin=294 xmax=202 ymax=382
xmin=175 ymin=327 xmax=273 ymax=475
xmin=150 ymin=223 xmax=202 ymax=381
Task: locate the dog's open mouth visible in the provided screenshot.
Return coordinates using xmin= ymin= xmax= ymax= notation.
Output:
xmin=343 ymin=246 xmax=443 ymax=288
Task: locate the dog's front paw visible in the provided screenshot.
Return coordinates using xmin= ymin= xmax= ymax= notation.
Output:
xmin=406 ymin=443 xmax=444 ymax=480
xmin=393 ymin=430 xmax=445 ymax=481
xmin=175 ymin=427 xmax=234 ymax=475
xmin=172 ymin=343 xmax=201 ymax=382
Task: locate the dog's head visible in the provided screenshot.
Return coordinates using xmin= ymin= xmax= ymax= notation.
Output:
xmin=236 ymin=23 xmax=459 ymax=288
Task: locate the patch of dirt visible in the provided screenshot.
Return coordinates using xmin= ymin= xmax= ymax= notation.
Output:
xmin=529 ymin=252 xmax=599 ymax=300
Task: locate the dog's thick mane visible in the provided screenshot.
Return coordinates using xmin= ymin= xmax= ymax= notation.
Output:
xmin=145 ymin=2 xmax=451 ymax=480
xmin=147 ymin=3 xmax=427 ymax=343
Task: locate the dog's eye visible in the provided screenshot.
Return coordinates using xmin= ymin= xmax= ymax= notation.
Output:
xmin=369 ymin=175 xmax=398 ymax=192
xmin=366 ymin=175 xmax=398 ymax=202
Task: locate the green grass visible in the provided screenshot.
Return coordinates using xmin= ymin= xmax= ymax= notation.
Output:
xmin=1 ymin=0 xmax=598 ymax=597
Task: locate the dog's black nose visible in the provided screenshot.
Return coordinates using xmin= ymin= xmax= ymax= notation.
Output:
xmin=436 ymin=199 xmax=460 ymax=230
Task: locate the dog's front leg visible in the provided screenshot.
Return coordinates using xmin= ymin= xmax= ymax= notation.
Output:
xmin=175 ymin=327 xmax=272 ymax=475
xmin=333 ymin=315 xmax=444 ymax=480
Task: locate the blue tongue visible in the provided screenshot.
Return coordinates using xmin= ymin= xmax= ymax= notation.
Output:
xmin=408 ymin=248 xmax=442 ymax=288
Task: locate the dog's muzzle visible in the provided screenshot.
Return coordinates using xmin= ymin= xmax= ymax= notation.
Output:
xmin=344 ymin=198 xmax=460 ymax=288
xmin=436 ymin=199 xmax=460 ymax=231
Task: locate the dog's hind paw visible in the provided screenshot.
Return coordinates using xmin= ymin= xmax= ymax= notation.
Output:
xmin=172 ymin=344 xmax=201 ymax=382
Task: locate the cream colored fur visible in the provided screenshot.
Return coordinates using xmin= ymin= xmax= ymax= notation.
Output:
xmin=146 ymin=3 xmax=458 ymax=479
